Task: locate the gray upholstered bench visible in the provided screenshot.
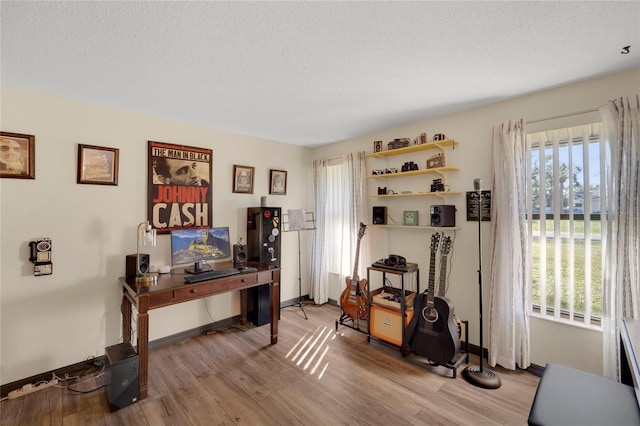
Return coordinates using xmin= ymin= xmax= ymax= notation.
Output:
xmin=528 ymin=363 xmax=640 ymax=426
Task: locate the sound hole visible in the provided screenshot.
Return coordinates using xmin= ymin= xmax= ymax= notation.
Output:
xmin=422 ymin=306 xmax=438 ymax=323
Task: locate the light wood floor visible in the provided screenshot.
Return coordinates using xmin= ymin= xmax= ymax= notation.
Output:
xmin=1 ymin=303 xmax=539 ymax=425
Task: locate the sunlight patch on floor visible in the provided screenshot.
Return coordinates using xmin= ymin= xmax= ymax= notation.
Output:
xmin=285 ymin=325 xmax=334 ymax=379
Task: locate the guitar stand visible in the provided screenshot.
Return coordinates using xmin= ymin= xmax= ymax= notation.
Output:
xmin=409 ymin=319 xmax=469 ymax=378
xmin=335 ymin=311 xmax=367 ymax=334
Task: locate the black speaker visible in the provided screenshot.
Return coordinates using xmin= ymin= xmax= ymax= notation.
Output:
xmin=105 ymin=342 xmax=138 ymax=410
xmin=430 ymin=205 xmax=456 ymax=227
xmin=372 ymin=206 xmax=387 ymax=225
xmin=126 ymin=254 xmax=149 ymax=278
xmin=248 ymin=283 xmax=271 ymax=327
xmin=233 ymin=244 xmax=247 ymax=265
xmin=246 ymin=207 xmax=281 ymax=267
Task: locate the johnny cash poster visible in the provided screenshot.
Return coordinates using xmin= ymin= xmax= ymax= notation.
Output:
xmin=148 ymin=141 xmax=212 ymax=233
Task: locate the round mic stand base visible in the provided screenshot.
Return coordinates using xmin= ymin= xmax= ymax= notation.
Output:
xmin=463 ymin=364 xmax=502 ymax=389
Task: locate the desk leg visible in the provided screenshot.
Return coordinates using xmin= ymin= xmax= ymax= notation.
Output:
xmin=239 ymin=288 xmax=248 ymax=326
xmin=137 ymin=296 xmax=150 ymax=400
xmin=270 ymin=270 xmax=280 ymax=344
xmin=122 ymin=291 xmax=132 ymax=344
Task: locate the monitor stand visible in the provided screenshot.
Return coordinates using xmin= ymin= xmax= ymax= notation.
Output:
xmin=184 ymin=261 xmax=213 ymax=275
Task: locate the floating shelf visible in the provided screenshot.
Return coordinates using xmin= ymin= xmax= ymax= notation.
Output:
xmin=369 ymin=191 xmax=463 ymax=198
xmin=367 ymin=167 xmax=459 ymax=179
xmin=366 ymin=139 xmax=457 ymax=158
xmin=370 ymin=224 xmax=461 ymax=231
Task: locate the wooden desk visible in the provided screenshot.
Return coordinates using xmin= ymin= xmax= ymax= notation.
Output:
xmin=119 ymin=261 xmax=280 ymax=400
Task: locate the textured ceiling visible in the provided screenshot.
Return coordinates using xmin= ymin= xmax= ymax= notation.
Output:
xmin=1 ymin=1 xmax=639 ymax=147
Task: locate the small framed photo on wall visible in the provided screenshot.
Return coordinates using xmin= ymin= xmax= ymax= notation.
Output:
xmin=0 ymin=131 xmax=35 ymax=179
xmin=269 ymin=169 xmax=287 ymax=195
xmin=233 ymin=164 xmax=254 ymax=193
xmin=77 ymin=144 xmax=119 ymax=185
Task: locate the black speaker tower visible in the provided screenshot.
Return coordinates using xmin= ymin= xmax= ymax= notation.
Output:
xmin=246 ymin=207 xmax=282 ymax=326
xmin=247 ymin=207 xmax=281 ymax=267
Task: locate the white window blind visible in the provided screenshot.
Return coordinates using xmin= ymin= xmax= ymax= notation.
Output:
xmin=526 ymin=123 xmax=605 ymax=326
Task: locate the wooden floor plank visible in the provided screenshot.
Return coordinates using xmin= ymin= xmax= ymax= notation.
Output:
xmin=0 ymin=304 xmax=539 ymax=425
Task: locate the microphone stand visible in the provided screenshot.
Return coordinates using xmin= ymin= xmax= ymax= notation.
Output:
xmin=463 ymin=185 xmax=501 ymax=389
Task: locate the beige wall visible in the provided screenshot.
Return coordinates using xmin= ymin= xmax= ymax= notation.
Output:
xmin=311 ymin=67 xmax=640 ymax=375
xmin=2 ymin=68 xmax=638 ymax=385
xmin=0 ymin=86 xmax=313 ymax=384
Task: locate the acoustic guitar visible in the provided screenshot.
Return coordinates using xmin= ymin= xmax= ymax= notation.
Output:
xmin=340 ymin=222 xmax=368 ymax=321
xmin=437 ymin=236 xmax=462 ymax=338
xmin=402 ymin=233 xmax=460 ymax=365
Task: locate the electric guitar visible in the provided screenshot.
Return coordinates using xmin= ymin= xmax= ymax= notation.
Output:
xmin=402 ymin=233 xmax=460 ymax=364
xmin=437 ymin=236 xmax=462 ymax=338
xmin=340 ymin=223 xmax=368 ymax=320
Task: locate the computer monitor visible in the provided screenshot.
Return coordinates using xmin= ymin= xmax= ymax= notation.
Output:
xmin=170 ymin=227 xmax=231 ymax=274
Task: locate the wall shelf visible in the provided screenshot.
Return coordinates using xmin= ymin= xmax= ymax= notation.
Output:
xmin=366 ymin=140 xmax=457 ymax=158
xmin=369 ymin=191 xmax=463 ymax=198
xmin=368 ymin=167 xmax=459 ymax=179
xmin=370 ymin=224 xmax=461 ymax=231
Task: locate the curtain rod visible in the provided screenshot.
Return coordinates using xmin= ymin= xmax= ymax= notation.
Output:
xmin=527 ymin=107 xmax=599 ymax=124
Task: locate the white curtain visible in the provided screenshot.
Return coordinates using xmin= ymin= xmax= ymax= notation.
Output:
xmin=489 ymin=119 xmax=531 ymax=370
xmin=310 ymin=158 xmax=329 ymax=304
xmin=310 ymin=152 xmax=367 ymax=305
xmin=601 ymin=95 xmax=640 ymax=381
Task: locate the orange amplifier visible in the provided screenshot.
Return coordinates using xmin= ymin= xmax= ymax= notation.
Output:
xmin=370 ymin=305 xmax=413 ymax=346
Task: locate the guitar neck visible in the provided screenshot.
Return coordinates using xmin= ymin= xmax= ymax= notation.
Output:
xmin=427 ymin=252 xmax=437 ymax=303
xmin=351 ymin=238 xmax=361 ymax=281
xmin=437 ymin=254 xmax=449 ymax=298
xmin=351 ymin=224 xmax=366 ymax=282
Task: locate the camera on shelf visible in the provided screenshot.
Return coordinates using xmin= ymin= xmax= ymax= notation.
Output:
xmin=401 ymin=161 xmax=419 ymax=172
xmin=385 ymin=168 xmax=398 ymax=174
xmin=372 ymin=169 xmax=384 ymax=175
xmin=427 ymin=153 xmax=445 ymax=169
xmin=378 ymin=187 xmax=387 ymax=195
xmin=430 ymin=178 xmax=445 ymax=192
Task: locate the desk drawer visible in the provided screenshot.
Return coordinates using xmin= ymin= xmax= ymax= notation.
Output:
xmin=174 ymin=273 xmax=261 ymax=302
xmin=149 ymin=291 xmax=174 ymax=309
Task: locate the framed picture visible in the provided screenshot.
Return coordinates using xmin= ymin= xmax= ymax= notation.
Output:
xmin=77 ymin=144 xmax=119 ymax=185
xmin=269 ymin=169 xmax=287 ymax=195
xmin=233 ymin=165 xmax=254 ymax=194
xmin=1 ymin=131 xmax=35 ymax=179
xmin=148 ymin=141 xmax=213 ymax=233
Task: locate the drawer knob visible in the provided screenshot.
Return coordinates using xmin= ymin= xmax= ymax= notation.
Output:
xmin=190 ymin=289 xmax=197 ymax=294
xmin=241 ymin=278 xmax=247 ymax=283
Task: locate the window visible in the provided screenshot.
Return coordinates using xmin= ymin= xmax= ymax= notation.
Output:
xmin=325 ymin=158 xmax=352 ymax=276
xmin=526 ymin=123 xmax=606 ymax=326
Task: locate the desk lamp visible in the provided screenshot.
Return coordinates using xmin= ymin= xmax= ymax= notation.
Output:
xmin=136 ymin=220 xmax=157 ymax=284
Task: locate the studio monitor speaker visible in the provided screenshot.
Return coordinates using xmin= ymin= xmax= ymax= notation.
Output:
xmin=430 ymin=205 xmax=456 ymax=227
xmin=372 ymin=206 xmax=387 ymax=225
xmin=233 ymin=244 xmax=247 ymax=265
xmin=126 ymin=254 xmax=149 ymax=278
xmin=105 ymin=342 xmax=139 ymax=410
